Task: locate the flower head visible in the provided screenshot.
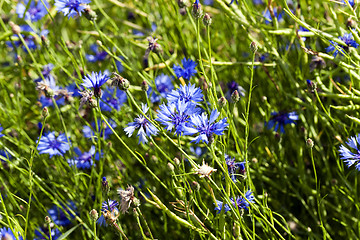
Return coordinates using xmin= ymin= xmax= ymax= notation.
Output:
xmin=68 ymin=146 xmax=100 ymax=169
xmin=226 ymin=81 xmax=245 ymax=101
xmin=183 ymin=109 xmax=229 ymax=144
xmin=339 ymin=134 xmax=360 ymax=170
xmin=117 ymin=185 xmax=135 ymax=213
xmin=55 ymin=0 xmax=91 ymax=19
xmin=214 ymin=190 xmax=255 ymax=214
xmin=166 ymin=83 xmax=203 ymax=104
xmin=97 ymin=199 xmax=119 ymax=226
xmin=16 ymin=0 xmax=49 ymax=22
xmin=214 ymin=200 xmax=231 ymax=214
xmin=37 ymin=131 xmax=71 ymax=158
xmin=194 ymin=161 xmax=217 ymax=178
xmin=225 ymin=154 xmax=245 ymax=183
xmin=341 ymin=0 xmax=355 ymax=6
xmin=82 ymin=71 xmax=109 ymax=98
xmin=156 ymin=100 xmax=200 ymax=135
xmin=48 ymin=201 xmax=77 ymax=226
xmin=0 ymin=150 xmax=12 ymax=163
xmin=124 ymin=104 xmax=158 ymax=144
xmin=0 ymin=228 xmax=23 ymax=240
xmin=326 ymin=32 xmax=359 ymax=57
xmin=173 ymin=58 xmax=197 ymax=80
xmin=147 ymin=74 xmax=174 ymax=103
xmin=7 ymin=25 xmax=48 ymax=52
xmin=82 ymin=119 xmax=116 ymax=140
xmin=86 ymin=44 xmax=108 ymax=62
xmin=100 ymin=87 xmax=127 ymax=112
xmin=265 ymin=111 xmax=299 ymax=133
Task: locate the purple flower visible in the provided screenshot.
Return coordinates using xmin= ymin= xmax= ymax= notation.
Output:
xmin=173 ymin=58 xmax=197 ymax=80
xmin=48 ymin=201 xmax=77 ymax=226
xmin=124 ymin=104 xmax=158 ymax=144
xmin=339 ymin=134 xmax=360 ymax=170
xmin=265 ymin=111 xmax=299 ymax=133
xmin=37 ymin=131 xmax=71 ymax=158
xmin=97 ymin=199 xmax=119 ymax=227
xmin=100 ymin=87 xmax=127 ymax=112
xmin=147 ymin=74 xmax=174 ymax=103
xmin=326 ymin=32 xmax=359 ymax=57
xmin=214 ymin=190 xmax=255 ymax=214
xmin=166 ymin=83 xmax=203 ymax=104
xmin=55 ymin=0 xmax=91 ymax=19
xmin=0 ymin=227 xmax=23 ymax=240
xmin=183 ymin=109 xmax=229 ymax=144
xmin=16 ymin=0 xmax=49 ymax=22
xmin=86 ymin=44 xmax=108 ymax=62
xmin=68 ymin=146 xmax=100 ymax=169
xmin=82 ymin=71 xmax=109 ymax=97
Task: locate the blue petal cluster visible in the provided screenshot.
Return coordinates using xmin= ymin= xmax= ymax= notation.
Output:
xmin=167 ymin=83 xmax=203 ymax=104
xmin=0 ymin=124 xmax=4 ymax=138
xmin=83 ymin=119 xmax=116 ymax=140
xmin=48 ymin=201 xmax=77 ymax=226
xmin=124 ymin=104 xmax=159 ymax=144
xmin=147 ymin=74 xmax=174 ymax=103
xmin=100 ymin=87 xmax=127 ymax=111
xmin=225 ymin=154 xmax=245 ymax=183
xmin=86 ymin=44 xmax=108 ymax=62
xmin=0 ymin=228 xmax=23 ymax=240
xmin=16 ymin=0 xmax=49 ymax=22
xmin=7 ymin=25 xmax=48 ymax=52
xmin=97 ymin=199 xmax=119 ymax=226
xmin=173 ymin=58 xmax=197 ymax=80
xmin=82 ymin=71 xmax=109 ymax=90
xmin=339 ymin=134 xmax=360 ymax=170
xmin=265 ymin=111 xmax=299 ymax=133
xmin=326 ymin=32 xmax=359 ymax=57
xmin=55 ymin=0 xmax=91 ymax=19
xmin=214 ymin=190 xmax=255 ymax=214
xmin=263 ymin=8 xmax=283 ymax=24
xmin=37 ymin=131 xmax=71 ymax=158
xmin=68 ymin=146 xmax=99 ymax=169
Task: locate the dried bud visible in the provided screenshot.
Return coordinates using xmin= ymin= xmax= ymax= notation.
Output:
xmin=102 ymin=177 xmax=110 ymax=194
xmin=45 ymin=216 xmax=51 ymax=224
xmin=203 ymin=13 xmax=212 ymax=26
xmin=42 ymin=107 xmax=49 ymax=119
xmin=192 ymin=0 xmax=203 ymax=19
xmin=141 ymin=81 xmax=149 ymax=92
xmin=173 ymin=157 xmax=180 ymax=166
xmin=309 ymin=56 xmax=326 ymax=72
xmin=41 ymin=35 xmax=50 ymax=47
xmin=231 ymin=90 xmax=240 ymax=103
xmin=9 ymin=21 xmax=21 ymax=35
xmin=84 ymin=7 xmax=97 ymax=21
xmin=112 ymin=73 xmax=130 ymax=91
xmin=194 ymin=161 xmax=217 ymax=178
xmin=347 ymin=18 xmax=356 ymax=28
xmin=89 ymin=209 xmax=99 ymax=221
xmin=147 ymin=37 xmax=162 ymax=54
xmin=306 ymin=138 xmax=314 ymax=148
xmin=168 ymin=162 xmax=175 ymax=172
xmin=218 ymin=96 xmax=227 ymax=108
xmin=88 ymin=98 xmax=98 ymax=108
xmin=191 ymin=181 xmax=200 ymax=191
xmin=118 ymin=185 xmax=135 ymax=213
xmin=250 ymin=41 xmax=258 ymax=53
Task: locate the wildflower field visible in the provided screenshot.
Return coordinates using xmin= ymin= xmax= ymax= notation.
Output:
xmin=2 ymin=0 xmax=360 ymax=239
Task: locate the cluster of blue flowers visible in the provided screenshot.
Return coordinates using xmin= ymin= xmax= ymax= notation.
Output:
xmin=326 ymin=32 xmax=359 ymax=57
xmin=214 ymin=190 xmax=255 ymax=214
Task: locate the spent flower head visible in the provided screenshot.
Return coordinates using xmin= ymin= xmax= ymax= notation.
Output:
xmin=117 ymin=185 xmax=135 ymax=213
xmin=194 ymin=161 xmax=217 ymax=178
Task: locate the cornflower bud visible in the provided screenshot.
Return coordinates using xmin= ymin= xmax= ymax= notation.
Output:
xmin=102 ymin=176 xmax=110 ymax=194
xmin=84 ymin=7 xmax=97 ymax=21
xmin=192 ymin=0 xmax=203 ymax=19
xmin=45 ymin=216 xmax=51 ymax=224
xmin=306 ymin=138 xmax=314 ymax=148
xmin=42 ymin=107 xmax=49 ymax=119
xmin=218 ymin=96 xmax=227 ymax=108
xmin=250 ymin=41 xmax=258 ymax=53
xmin=203 ymin=13 xmax=212 ymax=26
xmin=112 ymin=73 xmax=130 ymax=91
xmin=141 ymin=81 xmax=149 ymax=92
xmin=9 ymin=21 xmax=21 ymax=35
xmin=178 ymin=0 xmax=188 ymax=8
xmin=231 ymin=90 xmax=240 ymax=103
xmin=89 ymin=209 xmax=99 ymax=221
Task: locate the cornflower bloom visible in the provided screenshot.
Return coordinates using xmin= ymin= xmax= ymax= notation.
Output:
xmin=82 ymin=119 xmax=116 ymax=140
xmin=214 ymin=190 xmax=255 ymax=214
xmin=0 ymin=228 xmax=23 ymax=240
xmin=97 ymin=200 xmax=119 ymax=226
xmin=82 ymin=71 xmax=109 ymax=98
xmin=100 ymin=87 xmax=127 ymax=112
xmin=173 ymin=58 xmax=197 ymax=80
xmin=0 ymin=150 xmax=11 ymax=163
xmin=225 ymin=154 xmax=245 ymax=183
xmin=16 ymin=0 xmax=48 ymax=22
xmin=34 ymin=64 xmax=55 ymax=83
xmin=48 ymin=201 xmax=77 ymax=226
xmin=326 ymin=32 xmax=359 ymax=57
xmin=166 ymin=83 xmax=203 ymax=104
xmin=339 ymin=134 xmax=360 ymax=170
xmin=156 ymin=100 xmax=200 ymax=135
xmin=86 ymin=44 xmax=108 ymax=62
xmin=0 ymin=124 xmax=4 ymax=137
xmin=67 ymin=83 xmax=83 ymax=97
xmin=7 ymin=25 xmax=48 ymax=52
xmin=183 ymin=109 xmax=229 ymax=144
xmin=55 ymin=0 xmax=91 ymax=18
xmin=39 ymin=95 xmax=65 ymax=108
xmin=299 ymin=26 xmax=309 ymax=41
xmin=265 ymin=111 xmax=299 ymax=133
xmin=67 ymin=146 xmax=99 ymax=169
xmin=37 ymin=131 xmax=70 ymax=158
xmin=341 ymin=0 xmax=355 ymax=6
xmin=263 ymin=8 xmax=283 ymax=24
xmin=124 ymin=104 xmax=158 ymax=144
xmin=147 ymin=74 xmax=174 ymax=103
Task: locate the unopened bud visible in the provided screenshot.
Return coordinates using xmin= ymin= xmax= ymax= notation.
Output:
xmin=41 ymin=35 xmax=50 ymax=47
xmin=112 ymin=73 xmax=130 ymax=91
xmin=178 ymin=0 xmax=188 ymax=8
xmin=89 ymin=209 xmax=99 ymax=221
xmin=168 ymin=162 xmax=175 ymax=172
xmin=191 ymin=181 xmax=200 ymax=191
xmin=84 ymin=7 xmax=97 ymax=21
xmin=218 ymin=96 xmax=227 ymax=108
xmin=231 ymin=90 xmax=240 ymax=103
xmin=96 ymin=40 xmax=103 ymax=47
xmin=132 ymin=197 xmax=141 ymax=208
xmin=9 ymin=21 xmax=21 ymax=35
xmin=347 ymin=18 xmax=356 ymax=28
xmin=88 ymin=98 xmax=98 ymax=108
xmin=141 ymin=81 xmax=149 ymax=92
xmin=42 ymin=107 xmax=49 ymax=119
xmin=250 ymin=41 xmax=258 ymax=53
xmin=179 ymin=7 xmax=187 ymax=15
xmin=102 ymin=176 xmax=110 ymax=193
xmin=173 ymin=157 xmax=180 ymax=166
xmin=192 ymin=0 xmax=203 ymax=19
xmin=203 ymin=13 xmax=212 ymax=26
xmin=306 ymin=138 xmax=314 ymax=148
xmin=45 ymin=216 xmax=51 ymax=224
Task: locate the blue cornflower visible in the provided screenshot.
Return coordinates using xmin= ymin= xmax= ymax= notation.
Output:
xmin=265 ymin=111 xmax=299 ymax=133
xmin=100 ymin=87 xmax=127 ymax=112
xmin=183 ymin=109 xmax=229 ymax=144
xmin=339 ymin=134 xmax=360 ymax=170
xmin=0 ymin=227 xmax=23 ymax=240
xmin=263 ymin=8 xmax=284 ymax=24
xmin=82 ymin=71 xmax=109 ymax=98
xmin=225 ymin=154 xmax=245 ymax=183
xmin=67 ymin=83 xmax=83 ymax=97
xmin=299 ymin=26 xmax=309 ymax=41
xmin=68 ymin=146 xmax=100 ymax=169
xmin=16 ymin=0 xmax=49 ymax=22
xmin=229 ymin=0 xmax=238 ymax=4
xmin=82 ymin=119 xmax=116 ymax=140
xmin=173 ymin=58 xmax=197 ymax=80
xmin=34 ymin=227 xmax=61 ymax=240
xmin=124 ymin=104 xmax=158 ymax=144
xmin=34 ymin=64 xmax=55 ymax=83
xmin=166 ymin=83 xmax=203 ymax=104
xmin=97 ymin=199 xmax=119 ymax=227
xmin=214 ymin=190 xmax=255 ymax=214
xmin=226 ymin=81 xmax=245 ymax=101
xmin=253 ymin=0 xmax=263 ymax=4
xmin=7 ymin=25 xmax=48 ymax=52
xmin=39 ymin=95 xmax=65 ymax=108
xmin=326 ymin=32 xmax=359 ymax=57
xmin=37 ymin=131 xmax=70 ymax=158
xmin=156 ymin=100 xmax=200 ymax=135
xmin=48 ymin=201 xmax=77 ymax=226
xmin=0 ymin=124 xmax=4 ymax=137
xmin=147 ymin=74 xmax=174 ymax=103
xmin=86 ymin=44 xmax=108 ymax=62
xmin=55 ymin=0 xmax=91 ymax=18
xmin=0 ymin=150 xmax=12 ymax=163
xmin=341 ymin=0 xmax=355 ymax=6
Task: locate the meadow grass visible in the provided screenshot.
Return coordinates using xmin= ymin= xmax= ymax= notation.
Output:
xmin=1 ymin=0 xmax=360 ymax=239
